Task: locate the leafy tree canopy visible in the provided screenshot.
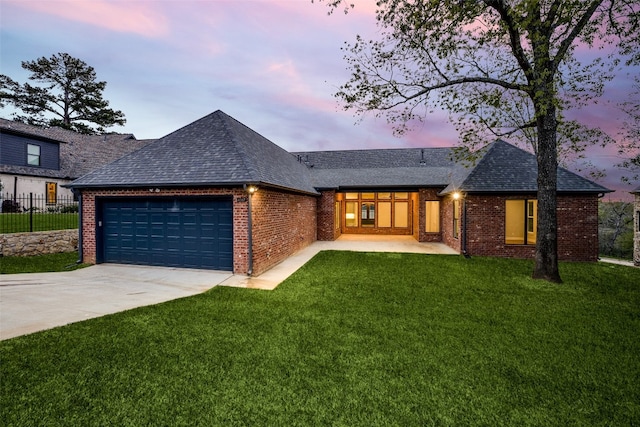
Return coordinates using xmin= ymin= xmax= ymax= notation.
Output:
xmin=1 ymin=52 xmax=126 ymax=134
xmin=318 ymin=0 xmax=639 ymax=282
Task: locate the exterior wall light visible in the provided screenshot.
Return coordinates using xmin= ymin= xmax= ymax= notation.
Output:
xmin=247 ymin=185 xmax=257 ymax=195
xmin=453 ymin=191 xmax=461 ymax=200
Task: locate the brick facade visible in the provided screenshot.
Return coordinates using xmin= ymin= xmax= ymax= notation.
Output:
xmin=79 ymin=187 xmax=317 ymax=275
xmin=317 ymin=190 xmax=341 ymax=241
xmin=250 ymin=188 xmax=317 ymax=275
xmin=461 ymin=193 xmax=600 ymax=261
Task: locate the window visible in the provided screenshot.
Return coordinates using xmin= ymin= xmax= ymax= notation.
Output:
xmin=46 ymin=182 xmax=57 ymax=205
xmin=345 ymin=202 xmax=358 ymax=227
xmin=425 ymin=201 xmax=440 ymax=232
xmin=505 ymin=199 xmax=537 ymax=245
xmin=27 ymin=144 xmax=41 ymax=166
xmin=334 ymin=201 xmax=341 ymax=230
xmin=361 ymin=202 xmax=375 ymax=227
xmin=453 ymin=199 xmax=460 ymax=239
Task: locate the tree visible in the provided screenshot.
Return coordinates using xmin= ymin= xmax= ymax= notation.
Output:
xmin=0 ymin=52 xmax=125 ymax=134
xmin=320 ymin=0 xmax=639 ymax=282
xmin=599 ymin=201 xmax=634 ymax=258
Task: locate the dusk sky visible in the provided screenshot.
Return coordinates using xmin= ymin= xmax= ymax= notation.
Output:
xmin=1 ymin=0 xmax=637 ymax=200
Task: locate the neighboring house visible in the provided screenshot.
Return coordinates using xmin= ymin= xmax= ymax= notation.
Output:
xmin=633 ymin=185 xmax=640 ymax=266
xmin=68 ymin=110 xmax=611 ymax=275
xmin=0 ymin=118 xmax=152 ymax=206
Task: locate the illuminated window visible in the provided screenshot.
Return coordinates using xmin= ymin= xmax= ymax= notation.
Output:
xmin=334 ymin=201 xmax=341 ymax=230
xmin=46 ymin=182 xmax=57 ymax=205
xmin=425 ymin=201 xmax=440 ymax=232
xmin=345 ymin=192 xmax=358 ymax=200
xmin=361 ymin=202 xmax=375 ymax=227
xmin=27 ymin=144 xmax=41 ymax=166
xmin=395 ymin=192 xmax=409 ymax=199
xmin=378 ymin=202 xmax=391 ymax=227
xmin=505 ymin=199 xmax=537 ymax=245
xmin=345 ymin=202 xmax=358 ymax=227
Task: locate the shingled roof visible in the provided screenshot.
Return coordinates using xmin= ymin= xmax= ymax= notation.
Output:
xmin=440 ymin=140 xmax=611 ymax=194
xmin=292 ymin=147 xmax=455 ymax=189
xmin=0 ymin=118 xmax=151 ymax=179
xmin=66 ymin=111 xmax=610 ymax=196
xmin=68 ymin=110 xmax=319 ymax=195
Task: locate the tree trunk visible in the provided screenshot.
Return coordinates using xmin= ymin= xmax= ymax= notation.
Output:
xmin=532 ymin=103 xmax=562 ymax=283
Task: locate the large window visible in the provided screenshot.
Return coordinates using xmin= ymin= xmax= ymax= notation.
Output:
xmin=342 ymin=192 xmax=411 ymax=229
xmin=27 ymin=144 xmax=41 ymax=166
xmin=505 ymin=199 xmax=537 ymax=245
xmin=425 ymin=201 xmax=440 ymax=232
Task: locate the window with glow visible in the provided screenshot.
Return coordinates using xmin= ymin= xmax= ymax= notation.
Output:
xmin=345 ymin=202 xmax=357 ymax=227
xmin=27 ymin=144 xmax=41 ymax=166
xmin=505 ymin=199 xmax=537 ymax=245
xmin=334 ymin=201 xmax=341 ymax=230
xmin=453 ymin=199 xmax=460 ymax=239
xmin=361 ymin=202 xmax=375 ymax=227
xmin=46 ymin=182 xmax=57 ymax=205
xmin=425 ymin=201 xmax=440 ymax=232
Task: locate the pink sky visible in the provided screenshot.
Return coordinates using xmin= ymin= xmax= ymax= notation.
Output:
xmin=1 ymin=0 xmax=637 ymax=199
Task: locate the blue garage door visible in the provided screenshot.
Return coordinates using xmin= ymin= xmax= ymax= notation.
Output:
xmin=100 ymin=198 xmax=233 ymax=271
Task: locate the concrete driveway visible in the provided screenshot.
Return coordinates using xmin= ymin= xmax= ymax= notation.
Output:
xmin=1 ymin=264 xmax=233 ymax=340
xmin=1 ymin=236 xmax=458 ymax=340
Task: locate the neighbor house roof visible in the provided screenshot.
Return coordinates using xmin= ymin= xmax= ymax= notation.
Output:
xmin=0 ymin=118 xmax=151 ymax=179
xmin=68 ymin=110 xmax=319 ymax=195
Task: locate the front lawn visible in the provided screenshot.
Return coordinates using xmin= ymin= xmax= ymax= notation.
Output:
xmin=0 ymin=252 xmax=85 ymax=274
xmin=0 ymin=213 xmax=78 ymax=233
xmin=1 ymin=252 xmax=639 ymax=426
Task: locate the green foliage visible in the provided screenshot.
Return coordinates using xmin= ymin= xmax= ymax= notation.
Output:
xmin=599 ymin=200 xmax=634 ymax=259
xmin=0 ymin=52 xmax=125 ymax=134
xmin=0 ymin=213 xmax=78 ymax=233
xmin=0 ymin=252 xmax=84 ymax=274
xmin=1 ymin=252 xmax=639 ymax=425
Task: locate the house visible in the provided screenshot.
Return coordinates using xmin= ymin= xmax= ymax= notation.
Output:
xmin=633 ymin=185 xmax=640 ymax=266
xmin=0 ymin=118 xmax=152 ymax=204
xmin=68 ymin=110 xmax=611 ymax=275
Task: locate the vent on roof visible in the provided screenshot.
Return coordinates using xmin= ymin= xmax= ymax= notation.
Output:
xmin=420 ymin=149 xmax=426 ymax=166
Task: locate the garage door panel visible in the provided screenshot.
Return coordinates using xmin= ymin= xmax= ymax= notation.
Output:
xmin=100 ymin=197 xmax=233 ymax=271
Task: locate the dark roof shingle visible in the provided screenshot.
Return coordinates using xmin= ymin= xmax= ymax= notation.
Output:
xmin=69 ymin=111 xmax=319 ymax=195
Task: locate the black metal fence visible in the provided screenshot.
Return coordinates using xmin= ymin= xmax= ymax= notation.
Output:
xmin=0 ymin=193 xmax=79 ymax=234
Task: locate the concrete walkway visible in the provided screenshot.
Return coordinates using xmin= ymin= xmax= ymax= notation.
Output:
xmin=1 ymin=236 xmax=456 ymax=340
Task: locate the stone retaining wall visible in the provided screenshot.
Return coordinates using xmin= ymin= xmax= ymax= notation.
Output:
xmin=0 ymin=229 xmax=78 ymax=257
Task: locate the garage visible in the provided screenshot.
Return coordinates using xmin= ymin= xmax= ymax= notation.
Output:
xmin=97 ymin=197 xmax=233 ymax=271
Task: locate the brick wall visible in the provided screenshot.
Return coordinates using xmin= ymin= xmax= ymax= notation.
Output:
xmin=417 ymin=188 xmax=444 ymax=243
xmin=464 ymin=193 xmax=600 ymax=262
xmin=80 ymin=186 xmax=317 ymax=276
xmin=317 ymin=190 xmax=340 ymax=241
xmin=250 ymin=188 xmax=317 ymax=275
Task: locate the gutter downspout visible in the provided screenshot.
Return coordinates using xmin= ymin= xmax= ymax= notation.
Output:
xmin=462 ymin=197 xmax=470 ymax=258
xmin=244 ymin=184 xmax=254 ymax=276
xmin=74 ymin=189 xmax=83 ymax=264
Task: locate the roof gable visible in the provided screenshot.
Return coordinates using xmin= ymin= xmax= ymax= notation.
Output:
xmin=69 ymin=111 xmax=318 ymax=195
xmin=441 ymin=140 xmax=611 ymax=194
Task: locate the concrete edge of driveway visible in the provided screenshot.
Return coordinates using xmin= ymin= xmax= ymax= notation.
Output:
xmin=0 ymin=264 xmax=232 ymax=340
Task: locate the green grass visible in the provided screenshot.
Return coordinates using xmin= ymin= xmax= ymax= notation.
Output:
xmin=1 ymin=252 xmax=639 ymax=426
xmin=0 ymin=252 xmax=86 ymax=274
xmin=0 ymin=213 xmax=78 ymax=233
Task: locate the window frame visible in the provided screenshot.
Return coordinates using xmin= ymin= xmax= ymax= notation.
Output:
xmin=505 ymin=199 xmax=537 ymax=245
xmin=27 ymin=143 xmax=41 ymax=166
xmin=453 ymin=199 xmax=460 ymax=239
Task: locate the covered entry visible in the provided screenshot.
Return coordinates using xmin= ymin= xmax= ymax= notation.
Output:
xmin=97 ymin=197 xmax=233 ymax=270
xmin=340 ymin=191 xmax=416 ymax=235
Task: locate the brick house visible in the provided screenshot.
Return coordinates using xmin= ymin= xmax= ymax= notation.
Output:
xmin=68 ymin=110 xmax=611 ymax=275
